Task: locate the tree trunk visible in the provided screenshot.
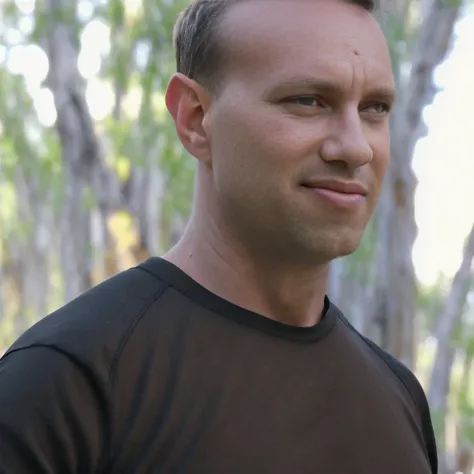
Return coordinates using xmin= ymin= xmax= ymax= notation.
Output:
xmin=9 ymin=164 xmax=50 ymax=332
xmin=366 ymin=0 xmax=463 ymax=369
xmin=428 ymin=223 xmax=474 ymax=410
xmin=428 ymin=223 xmax=474 ymax=473
xmin=44 ymin=0 xmax=118 ymax=301
xmin=127 ymin=161 xmax=164 ymax=261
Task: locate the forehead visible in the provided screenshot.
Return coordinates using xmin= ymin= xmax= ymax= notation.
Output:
xmin=218 ymin=0 xmax=394 ymax=90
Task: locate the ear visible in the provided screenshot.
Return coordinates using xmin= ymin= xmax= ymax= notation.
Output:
xmin=165 ymin=73 xmax=212 ymax=164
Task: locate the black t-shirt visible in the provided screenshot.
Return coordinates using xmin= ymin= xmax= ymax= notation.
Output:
xmin=0 ymin=257 xmax=437 ymax=473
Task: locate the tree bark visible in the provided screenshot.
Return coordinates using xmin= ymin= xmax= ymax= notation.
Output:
xmin=44 ymin=0 xmax=121 ymax=301
xmin=15 ymin=165 xmax=50 ymax=327
xmin=366 ymin=0 xmax=463 ymax=369
xmin=428 ymin=222 xmax=474 ymax=473
xmin=428 ymin=223 xmax=474 ymax=411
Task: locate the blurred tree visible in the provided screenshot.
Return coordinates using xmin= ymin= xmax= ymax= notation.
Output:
xmin=330 ymin=0 xmax=465 ymax=370
xmin=0 ymin=0 xmax=473 ymax=470
xmin=428 ymin=224 xmax=474 ymax=472
xmin=0 ymin=0 xmax=193 ymax=322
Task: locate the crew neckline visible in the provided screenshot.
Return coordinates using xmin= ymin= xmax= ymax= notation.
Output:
xmin=138 ymin=257 xmax=338 ymax=343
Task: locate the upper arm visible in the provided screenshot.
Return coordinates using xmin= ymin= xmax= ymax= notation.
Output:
xmin=362 ymin=337 xmax=438 ymax=474
xmin=337 ymin=314 xmax=439 ymax=472
xmin=395 ymin=361 xmax=438 ymax=474
xmin=0 ymin=346 xmax=110 ymax=473
xmin=416 ymin=380 xmax=438 ymax=474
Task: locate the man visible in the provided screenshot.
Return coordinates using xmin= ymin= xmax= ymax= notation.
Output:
xmin=0 ymin=0 xmax=437 ymax=472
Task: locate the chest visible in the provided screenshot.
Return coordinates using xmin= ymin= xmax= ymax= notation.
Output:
xmin=111 ymin=339 xmax=432 ymax=474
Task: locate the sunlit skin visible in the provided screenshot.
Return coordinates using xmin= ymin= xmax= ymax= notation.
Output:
xmin=164 ymin=0 xmax=395 ymax=327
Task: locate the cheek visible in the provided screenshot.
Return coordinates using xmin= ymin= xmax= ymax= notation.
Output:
xmin=210 ymin=99 xmax=320 ymax=198
xmin=209 ymin=123 xmax=265 ymax=200
xmin=212 ymin=110 xmax=291 ymax=177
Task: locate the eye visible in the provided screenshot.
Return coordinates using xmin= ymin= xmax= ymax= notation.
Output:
xmin=287 ymin=96 xmax=326 ymax=108
xmin=362 ymin=102 xmax=391 ymax=115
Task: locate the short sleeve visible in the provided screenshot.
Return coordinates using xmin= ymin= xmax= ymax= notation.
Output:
xmin=0 ymin=346 xmax=110 ymax=473
xmin=384 ymin=353 xmax=439 ymax=474
xmin=361 ymin=336 xmax=438 ymax=474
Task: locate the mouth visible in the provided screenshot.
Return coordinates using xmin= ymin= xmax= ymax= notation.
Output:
xmin=300 ymin=179 xmax=368 ymax=209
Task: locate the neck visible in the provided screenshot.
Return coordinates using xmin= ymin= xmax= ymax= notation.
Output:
xmin=164 ymin=212 xmax=330 ymax=328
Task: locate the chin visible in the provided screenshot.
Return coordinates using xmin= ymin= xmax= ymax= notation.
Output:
xmin=335 ymin=235 xmax=364 ymax=257
xmin=305 ymin=234 xmax=363 ymax=263
xmin=334 ymin=242 xmax=361 ymax=258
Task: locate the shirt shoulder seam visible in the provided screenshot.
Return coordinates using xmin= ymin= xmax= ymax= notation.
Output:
xmin=336 ymin=313 xmax=419 ymax=408
xmin=108 ymin=275 xmax=169 ymax=385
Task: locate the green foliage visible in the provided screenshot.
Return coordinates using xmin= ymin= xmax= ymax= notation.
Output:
xmin=417 ymin=277 xmax=449 ymax=333
xmin=108 ymin=0 xmax=125 ymax=26
xmin=0 ymin=180 xmax=17 ymax=231
xmin=382 ymin=10 xmax=408 ymax=69
xmin=431 ymin=408 xmax=448 ymax=449
xmin=0 ymin=0 xmax=198 ymax=336
xmin=440 ymin=0 xmax=464 ymax=7
xmin=459 ymin=390 xmax=474 ymax=444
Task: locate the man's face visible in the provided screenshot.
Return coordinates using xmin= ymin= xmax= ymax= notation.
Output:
xmin=203 ymin=0 xmax=395 ymax=263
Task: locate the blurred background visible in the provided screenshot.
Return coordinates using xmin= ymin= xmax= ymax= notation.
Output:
xmin=0 ymin=0 xmax=473 ymax=472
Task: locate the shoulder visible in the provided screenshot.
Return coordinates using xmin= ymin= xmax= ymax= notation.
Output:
xmin=336 ymin=311 xmax=438 ymax=474
xmin=0 ymin=264 xmax=181 ymax=471
xmin=363 ymin=337 xmax=438 ymax=474
xmin=2 ymin=264 xmax=170 ymax=377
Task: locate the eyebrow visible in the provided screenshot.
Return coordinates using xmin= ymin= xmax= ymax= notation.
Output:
xmin=266 ymin=77 xmax=397 ymax=104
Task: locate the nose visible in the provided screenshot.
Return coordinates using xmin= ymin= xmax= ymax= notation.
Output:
xmin=319 ymin=111 xmax=373 ymax=169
